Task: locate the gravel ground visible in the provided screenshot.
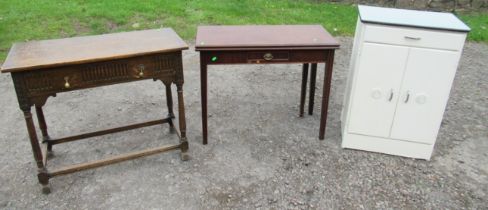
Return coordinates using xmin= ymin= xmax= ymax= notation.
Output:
xmin=0 ymin=37 xmax=487 ymax=209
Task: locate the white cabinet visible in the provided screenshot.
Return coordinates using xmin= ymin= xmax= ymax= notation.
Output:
xmin=341 ymin=5 xmax=470 ymax=160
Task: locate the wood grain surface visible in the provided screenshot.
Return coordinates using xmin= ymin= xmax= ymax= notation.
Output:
xmin=1 ymin=28 xmax=188 ymax=72
xmin=195 ymin=25 xmax=340 ymax=51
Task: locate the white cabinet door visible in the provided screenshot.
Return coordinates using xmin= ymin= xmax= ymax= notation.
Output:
xmin=391 ymin=48 xmax=460 ymax=143
xmin=348 ymin=43 xmax=409 ymax=137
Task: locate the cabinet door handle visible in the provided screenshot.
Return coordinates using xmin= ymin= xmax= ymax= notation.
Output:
xmin=404 ymin=36 xmax=421 ymax=41
xmin=404 ymin=91 xmax=410 ymax=103
xmin=388 ymin=89 xmax=394 ymax=102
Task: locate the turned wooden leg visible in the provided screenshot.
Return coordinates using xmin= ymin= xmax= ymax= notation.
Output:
xmin=319 ymin=51 xmax=335 ymax=140
xmin=164 ymin=82 xmax=176 ymax=133
xmin=299 ymin=63 xmax=309 ymax=117
xmin=35 ymin=105 xmax=53 ymax=156
xmin=176 ymin=84 xmax=189 ymax=161
xmin=200 ymin=54 xmax=208 ymax=145
xmin=23 ymin=108 xmax=50 ymax=193
xmin=309 ymin=63 xmax=317 ymax=115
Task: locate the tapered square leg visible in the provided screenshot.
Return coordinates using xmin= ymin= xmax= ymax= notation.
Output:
xmin=319 ymin=51 xmax=335 ymax=140
xmin=300 ymin=63 xmax=309 ymax=117
xmin=309 ymin=63 xmax=317 ymax=115
xmin=200 ymin=54 xmax=208 ymax=145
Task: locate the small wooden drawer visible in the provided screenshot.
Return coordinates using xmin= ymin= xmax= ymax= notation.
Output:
xmin=204 ymin=50 xmax=328 ymax=64
xmin=363 ymin=24 xmax=467 ymax=51
xmin=21 ymin=52 xmax=182 ymax=96
xmin=22 ymin=70 xmax=82 ymax=95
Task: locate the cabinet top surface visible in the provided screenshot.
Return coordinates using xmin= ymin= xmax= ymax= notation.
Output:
xmin=1 ymin=28 xmax=188 ymax=73
xmin=358 ymin=5 xmax=470 ymax=32
xmin=195 ymin=25 xmax=340 ymax=51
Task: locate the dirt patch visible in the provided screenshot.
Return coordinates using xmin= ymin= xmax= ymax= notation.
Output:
xmin=73 ymin=20 xmax=90 ymax=34
xmin=106 ymin=20 xmax=119 ymax=31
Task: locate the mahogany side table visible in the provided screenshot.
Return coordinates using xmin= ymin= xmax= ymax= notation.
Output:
xmin=1 ymin=29 xmax=189 ymax=193
xmin=195 ymin=25 xmax=340 ymax=144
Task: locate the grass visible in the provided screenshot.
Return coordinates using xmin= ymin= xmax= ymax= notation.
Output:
xmin=0 ymin=0 xmax=486 ymax=61
xmin=458 ymin=12 xmax=488 ymax=42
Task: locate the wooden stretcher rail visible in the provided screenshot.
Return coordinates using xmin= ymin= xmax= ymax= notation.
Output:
xmin=49 ymin=144 xmax=181 ymax=177
xmin=49 ymin=118 xmax=171 ymax=145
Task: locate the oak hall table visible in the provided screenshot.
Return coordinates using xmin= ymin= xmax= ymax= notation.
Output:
xmin=195 ymin=25 xmax=340 ymax=144
xmin=1 ymin=29 xmax=189 ymax=193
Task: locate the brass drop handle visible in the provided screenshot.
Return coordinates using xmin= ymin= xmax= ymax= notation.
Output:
xmin=138 ymin=64 xmax=145 ymax=77
xmin=263 ymin=53 xmax=273 ymax=61
xmin=64 ymin=76 xmax=70 ymax=88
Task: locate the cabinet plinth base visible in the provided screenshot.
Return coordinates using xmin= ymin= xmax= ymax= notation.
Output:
xmin=341 ymin=132 xmax=434 ymax=160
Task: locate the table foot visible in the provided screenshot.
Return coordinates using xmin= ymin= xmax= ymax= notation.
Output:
xmin=38 ymin=169 xmax=50 ymax=194
xmin=169 ymin=126 xmax=176 ymax=134
xmin=41 ymin=184 xmax=51 ymax=194
xmin=180 ymin=152 xmax=190 ymax=161
xmin=47 ymin=150 xmax=55 ymax=159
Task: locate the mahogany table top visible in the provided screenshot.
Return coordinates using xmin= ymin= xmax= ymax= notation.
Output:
xmin=195 ymin=25 xmax=340 ymax=51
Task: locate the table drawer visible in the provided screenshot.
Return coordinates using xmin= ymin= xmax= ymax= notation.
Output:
xmin=21 ymin=52 xmax=182 ymax=96
xmin=21 ymin=70 xmax=82 ymax=94
xmin=203 ymin=50 xmax=328 ymax=64
xmin=363 ymin=24 xmax=467 ymax=51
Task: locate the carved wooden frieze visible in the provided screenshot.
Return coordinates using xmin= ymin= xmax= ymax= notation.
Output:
xmin=82 ymin=63 xmax=130 ymax=83
xmin=10 ymin=52 xmax=185 ymax=105
xmin=23 ymin=72 xmax=55 ymax=92
xmin=153 ymin=53 xmax=178 ymax=75
xmin=11 ymin=73 xmax=32 ymax=111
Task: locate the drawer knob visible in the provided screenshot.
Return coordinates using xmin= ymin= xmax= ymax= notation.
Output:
xmin=138 ymin=64 xmax=144 ymax=77
xmin=263 ymin=53 xmax=273 ymax=61
xmin=64 ymin=76 xmax=70 ymax=88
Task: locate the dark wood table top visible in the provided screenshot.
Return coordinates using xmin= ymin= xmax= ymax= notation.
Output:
xmin=1 ymin=28 xmax=188 ymax=73
xmin=195 ymin=25 xmax=340 ymax=51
